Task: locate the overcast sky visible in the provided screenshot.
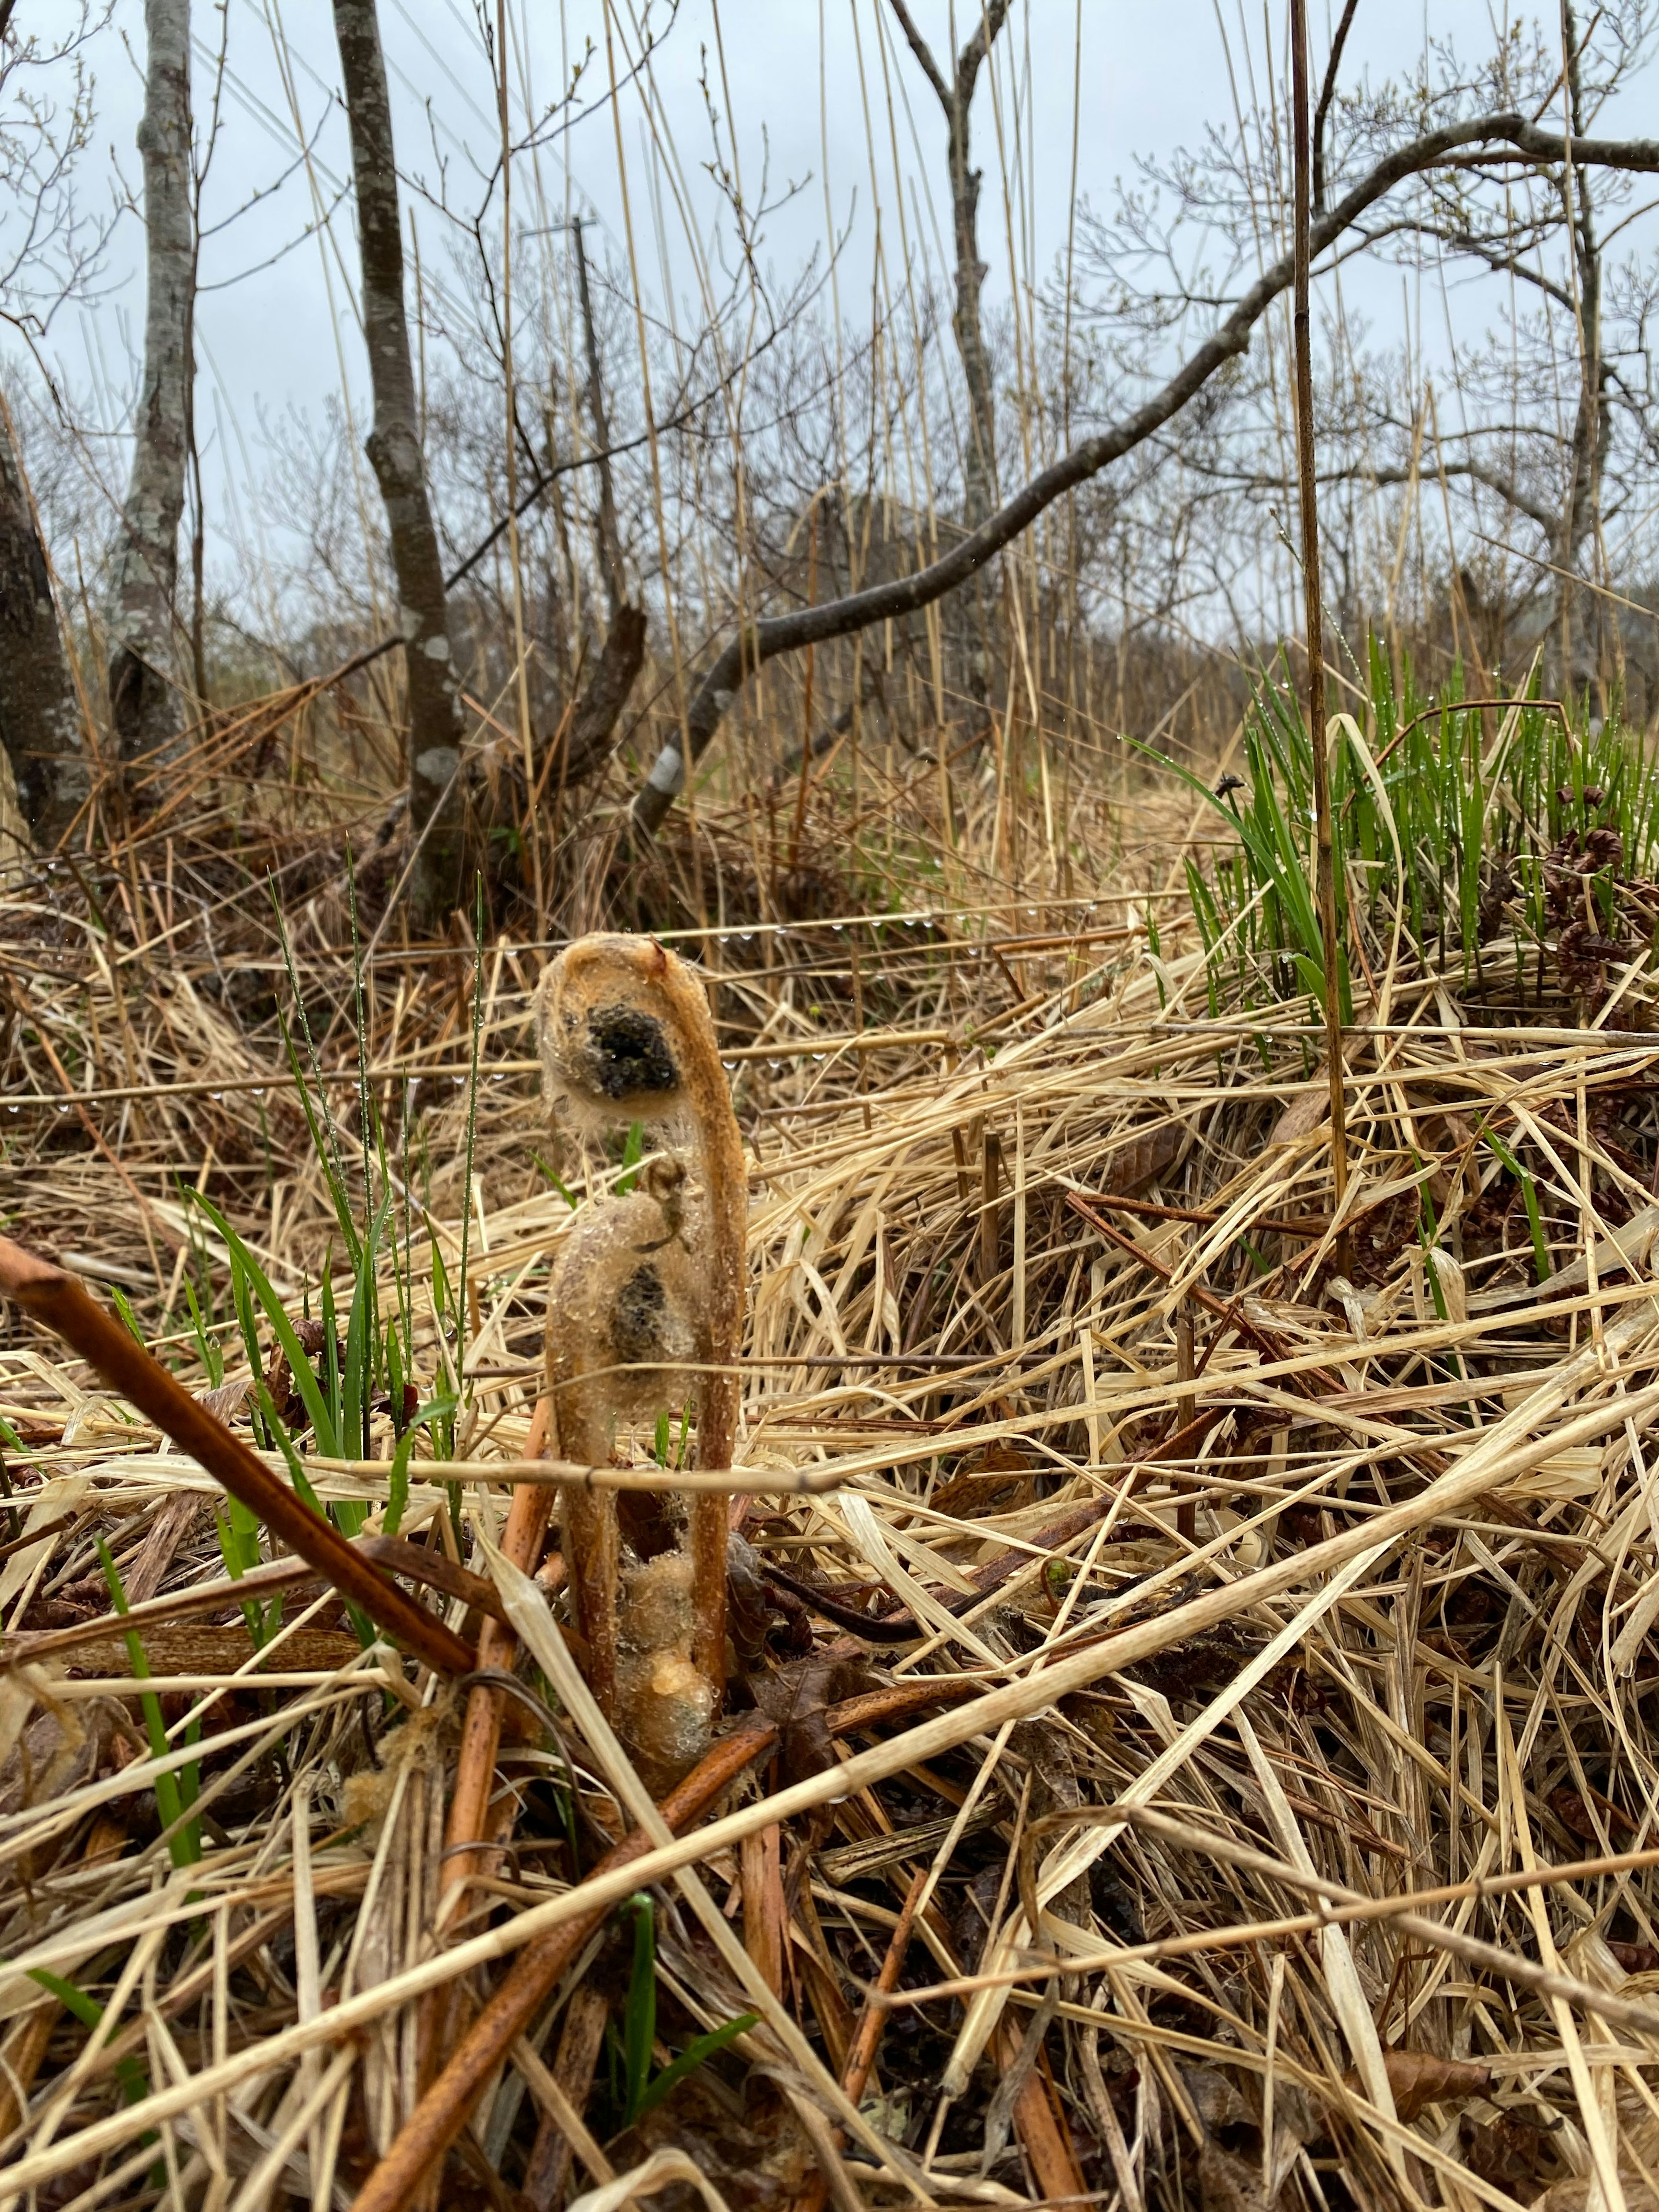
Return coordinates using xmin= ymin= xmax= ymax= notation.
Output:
xmin=30 ymin=0 xmax=1644 ymax=578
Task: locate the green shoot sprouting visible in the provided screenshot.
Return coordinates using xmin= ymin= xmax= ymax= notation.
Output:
xmin=96 ymin=1538 xmax=201 ymax=1869
xmin=26 ymin=1969 xmax=150 ymax=2108
xmin=108 ymin=1285 xmax=146 ymax=1349
xmin=611 ymin=1891 xmax=755 ymax=2126
xmin=621 ymin=1891 xmax=656 ymax=2125
xmin=1481 ymin=1123 xmax=1551 ymax=1284
xmin=615 ymin=1119 xmax=646 ymax=1194
xmin=214 ymin=1495 xmax=281 ymax=1651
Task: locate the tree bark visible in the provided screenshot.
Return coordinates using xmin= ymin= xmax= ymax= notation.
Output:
xmin=553 ymin=603 xmax=646 ymax=788
xmin=332 ymin=0 xmax=465 ymax=926
xmin=0 ymin=394 xmax=89 ymax=849
xmin=632 ymin=111 xmax=1659 ymax=837
xmin=106 ymin=0 xmax=191 ymax=775
xmin=887 ymin=0 xmax=1010 ymax=534
xmin=570 ymin=216 xmax=625 ymax=620
xmin=1554 ymin=2 xmax=1610 ymax=693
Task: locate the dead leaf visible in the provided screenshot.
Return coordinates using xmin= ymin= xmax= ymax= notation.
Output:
xmin=747 ymin=1656 xmax=872 ymax=1787
xmin=0 ymin=1694 xmax=135 ymax=1818
xmin=1196 ymin=2139 xmax=1269 ymax=2212
xmin=1344 ymin=2050 xmax=1491 ymax=2123
xmin=1184 ymin=2064 xmax=1254 ymax=2134
xmin=1103 ymin=1119 xmax=1189 ymax=1193
xmin=1268 ymin=1081 xmax=1329 ymax=1147
xmin=933 ymin=1440 xmax=1038 ymax=1517
xmin=1551 ymin=1781 xmax=1636 ymax=1842
xmin=195 ymin=1375 xmax=254 ymax=1425
xmin=1461 ymin=2109 xmax=1558 ymax=2192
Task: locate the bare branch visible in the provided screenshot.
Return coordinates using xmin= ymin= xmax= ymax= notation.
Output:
xmin=883 ymin=0 xmax=949 ymax=112
xmin=1313 ymin=0 xmax=1361 ymax=215
xmin=632 ymin=110 xmax=1659 ymax=834
xmin=953 ymin=0 xmax=1014 ymax=111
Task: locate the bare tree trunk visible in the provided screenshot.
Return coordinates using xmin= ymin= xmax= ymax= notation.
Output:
xmin=887 ymin=0 xmax=1010 ymax=731
xmin=106 ymin=0 xmax=191 ymax=775
xmin=0 ymin=394 xmax=89 ymax=849
xmin=333 ymin=0 xmax=465 ymax=926
xmin=1554 ymin=2 xmax=1610 ymax=697
xmin=887 ymin=0 xmax=1010 ymax=533
xmin=570 ymin=215 xmax=626 ymax=620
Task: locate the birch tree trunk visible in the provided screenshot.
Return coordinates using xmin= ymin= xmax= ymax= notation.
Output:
xmin=0 ymin=395 xmax=89 ymax=849
xmin=106 ymin=0 xmax=191 ymax=775
xmin=333 ymin=0 xmax=465 ymax=925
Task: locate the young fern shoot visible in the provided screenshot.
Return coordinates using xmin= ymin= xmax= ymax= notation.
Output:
xmin=535 ymin=936 xmax=745 ymax=1781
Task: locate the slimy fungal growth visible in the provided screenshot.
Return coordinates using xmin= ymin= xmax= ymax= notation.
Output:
xmin=534 ymin=935 xmax=746 ymax=1783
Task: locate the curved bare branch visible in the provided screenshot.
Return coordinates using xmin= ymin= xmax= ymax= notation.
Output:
xmin=632 ymin=111 xmax=1659 ymax=836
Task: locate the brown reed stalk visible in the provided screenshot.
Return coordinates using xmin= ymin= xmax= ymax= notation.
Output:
xmin=1290 ymin=0 xmax=1350 ymax=1242
xmin=0 ymin=1233 xmax=474 ymax=1677
xmin=785 ymin=1864 xmax=927 ymax=2212
xmin=435 ymin=1394 xmax=553 ymax=1930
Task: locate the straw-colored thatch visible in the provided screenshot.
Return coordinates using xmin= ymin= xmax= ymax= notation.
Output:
xmin=5 ymin=803 xmax=1659 ymax=2212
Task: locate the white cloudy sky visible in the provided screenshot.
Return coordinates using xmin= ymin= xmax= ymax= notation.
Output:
xmin=24 ymin=0 xmax=1651 ymax=578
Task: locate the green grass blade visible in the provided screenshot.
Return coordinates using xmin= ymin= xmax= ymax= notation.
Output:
xmin=97 ymin=1539 xmax=200 ymax=1868
xmin=622 ymin=1893 xmax=657 ymax=2126
xmin=26 ymin=1970 xmax=151 ymax=2107
xmin=193 ymin=1194 xmax=340 ymax=1460
xmin=633 ymin=2014 xmax=760 ymax=2121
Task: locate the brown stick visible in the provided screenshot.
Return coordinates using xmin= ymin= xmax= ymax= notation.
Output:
xmin=0 ymin=1234 xmax=474 ymax=1678
xmin=788 ymin=1864 xmax=927 ymax=2212
xmin=521 ymin=1983 xmax=610 ymax=2210
xmin=352 ymin=1715 xmax=780 ymax=2212
xmin=992 ymin=2017 xmax=1089 ymax=2204
xmin=0 ymin=1535 xmax=506 ymax=1673
xmin=439 ymin=1398 xmax=554 ymax=1923
xmin=843 ymin=1865 xmax=925 ymax=2102
xmin=422 ymin=1403 xmax=556 ymax=2178
xmin=741 ymin=1822 xmax=786 ymax=1996
xmin=1077 ymin=1189 xmax=1332 ymax=1239
xmin=1290 ymin=0 xmax=1350 ymax=1255
xmin=826 ymin=1679 xmax=980 ymax=1734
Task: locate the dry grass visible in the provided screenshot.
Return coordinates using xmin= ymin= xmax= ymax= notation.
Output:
xmin=6 ymin=763 xmax=1659 ymax=2212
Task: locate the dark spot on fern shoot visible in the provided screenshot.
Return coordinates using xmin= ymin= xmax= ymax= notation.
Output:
xmin=612 ymin=1264 xmax=670 ymax=1366
xmin=584 ymin=1004 xmax=679 ymax=1098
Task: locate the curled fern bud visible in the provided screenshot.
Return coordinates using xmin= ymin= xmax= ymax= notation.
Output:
xmin=536 ymin=934 xmax=747 ymax=1783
